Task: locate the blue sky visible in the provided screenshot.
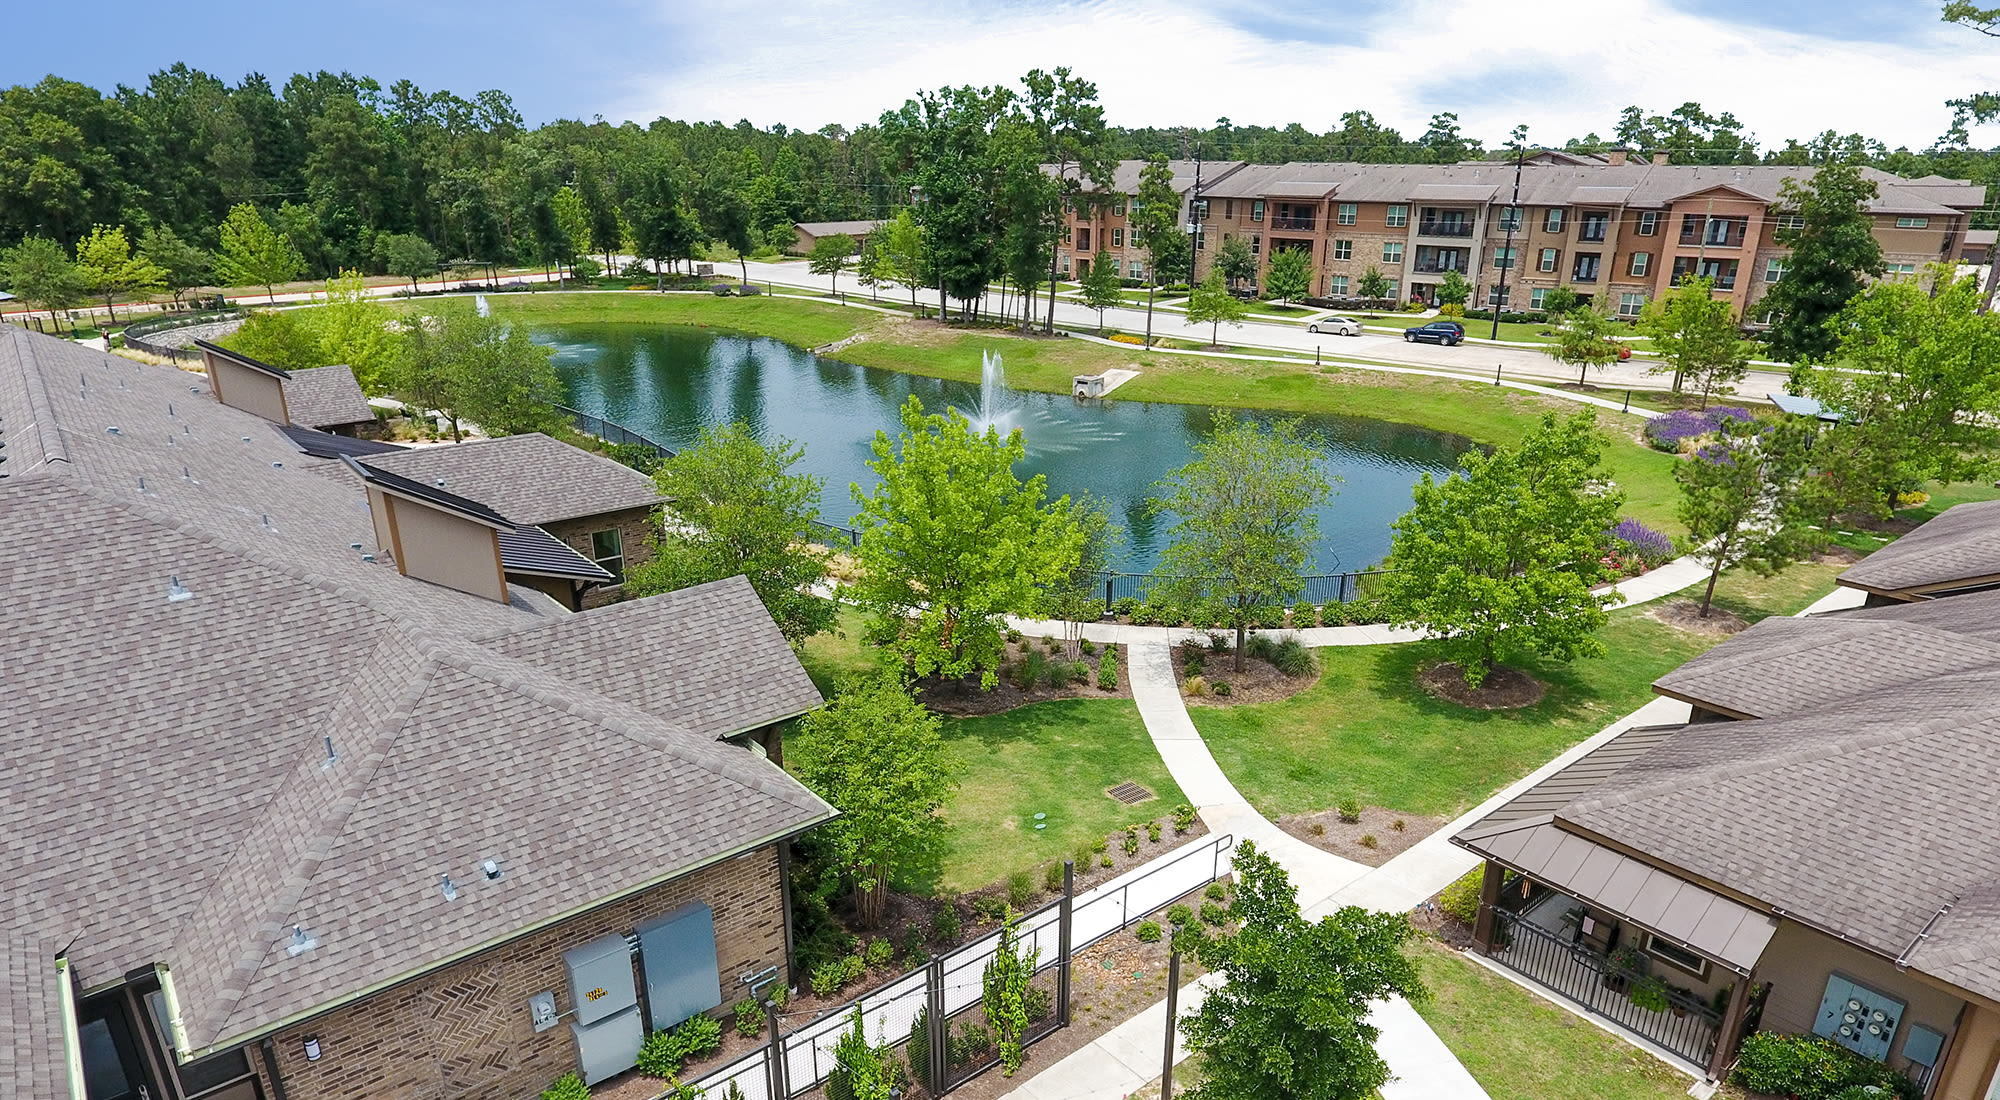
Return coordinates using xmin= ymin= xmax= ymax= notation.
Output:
xmin=5 ymin=0 xmax=1993 ymax=150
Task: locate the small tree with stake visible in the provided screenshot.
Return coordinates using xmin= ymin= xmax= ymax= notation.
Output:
xmin=1186 ymin=270 xmax=1248 ymax=347
xmin=809 ymin=232 xmax=858 ymax=296
xmin=1079 ymin=248 xmax=1123 ymax=331
xmin=1435 ymin=268 xmax=1471 ymax=308
xmin=1676 ymin=416 xmax=1826 ymax=617
xmin=1545 ymin=301 xmax=1626 ymax=387
xmin=1264 ymin=247 xmax=1312 ymax=306
xmin=1356 ymin=264 xmax=1394 ymax=303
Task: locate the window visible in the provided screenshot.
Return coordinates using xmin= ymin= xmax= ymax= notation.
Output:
xmin=1225 ymin=200 xmax=1235 ymax=219
xmin=1113 ymin=199 xmax=1126 ymax=216
xmin=1333 ymin=239 xmax=1353 ymax=261
xmin=1060 ymin=251 xmax=1071 ymax=274
xmin=1194 ymin=227 xmax=1206 ymax=251
xmin=1382 ymin=241 xmax=1404 ymax=264
xmin=1111 ymin=228 xmax=1124 ymax=247
xmin=1251 ymin=234 xmax=1261 ymax=256
xmin=1775 ymin=213 xmax=1805 ymax=231
xmin=1252 ymin=199 xmax=1265 ymax=223
xmin=1637 ymin=211 xmax=1659 ymax=235
xmin=1886 ymin=263 xmax=1917 ymax=277
xmin=1337 ymin=203 xmax=1358 ymax=225
xmin=1578 ymin=212 xmax=1610 ymax=242
xmin=1530 ymin=287 xmax=1548 ymax=310
xmin=1487 ymin=285 xmax=1511 ymax=306
xmin=1328 ymin=275 xmax=1349 ymax=296
xmin=1572 ymin=252 xmax=1601 ymax=282
xmin=1544 ymin=208 xmax=1565 ymax=233
xmin=1386 ymin=204 xmax=1408 ymax=228
xmin=1538 ymin=248 xmax=1559 ymax=272
xmin=1629 ymin=252 xmax=1651 ymax=277
xmin=1129 ymin=260 xmax=1143 ymax=279
xmin=1497 ymin=207 xmax=1522 ymax=232
xmin=1644 ymin=934 xmax=1709 ymax=980
xmin=1672 ymin=255 xmax=1739 ymax=289
xmin=1618 ymin=292 xmax=1646 ymax=318
xmin=1765 ymin=258 xmax=1788 ymax=283
xmin=1896 ymin=216 xmax=1930 ymax=228
xmin=1493 ymin=247 xmax=1517 ymax=270
xmin=592 ymin=529 xmax=625 ymax=584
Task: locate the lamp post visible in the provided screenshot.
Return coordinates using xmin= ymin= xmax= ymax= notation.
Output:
xmin=1491 ymin=128 xmax=1527 ymax=341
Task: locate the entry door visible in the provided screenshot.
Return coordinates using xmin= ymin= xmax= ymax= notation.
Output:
xmin=77 ymin=992 xmax=162 ymax=1100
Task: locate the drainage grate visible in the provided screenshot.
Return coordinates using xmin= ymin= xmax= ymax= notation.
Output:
xmin=1106 ymin=781 xmax=1155 ymax=805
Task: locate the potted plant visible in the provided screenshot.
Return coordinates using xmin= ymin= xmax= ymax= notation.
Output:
xmin=1629 ymin=976 xmax=1670 ymax=1014
xmin=1605 ymin=943 xmax=1648 ymax=994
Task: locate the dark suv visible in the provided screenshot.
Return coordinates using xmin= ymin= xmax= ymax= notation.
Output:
xmin=1404 ymin=321 xmax=1466 ymax=346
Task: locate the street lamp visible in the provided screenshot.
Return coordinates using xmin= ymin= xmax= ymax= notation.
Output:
xmin=1491 ymin=128 xmax=1527 ymax=341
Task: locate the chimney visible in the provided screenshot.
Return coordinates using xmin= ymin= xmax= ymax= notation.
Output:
xmin=1651 ymin=152 xmax=1670 ymax=166
xmin=1607 ymin=149 xmax=1629 ymax=167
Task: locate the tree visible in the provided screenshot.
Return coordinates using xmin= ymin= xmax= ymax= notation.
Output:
xmin=1046 ymin=493 xmax=1122 ymax=659
xmin=1178 ymin=842 xmax=1425 ymax=1100
xmin=1545 ymin=301 xmax=1626 ymax=386
xmin=1131 ymin=154 xmax=1183 ymax=346
xmin=625 ymin=152 xmax=702 ymax=289
xmin=1538 ymin=285 xmax=1581 ymax=317
xmin=1757 ymin=161 xmax=1884 ymax=364
xmin=1434 ymin=267 xmax=1471 ymax=308
xmin=224 ymin=309 xmax=327 ymax=370
xmin=1215 ymin=233 xmax=1257 ymax=290
xmin=877 ymin=208 xmax=927 ymax=311
xmin=1079 ymin=248 xmax=1122 ymax=331
xmin=849 ymin=396 xmax=1082 ymax=689
xmin=1186 ymin=270 xmax=1248 ymax=347
xmin=311 ymin=269 xmax=403 ymax=390
xmin=0 ymin=236 xmax=85 ymax=329
xmin=626 ymin=422 xmax=837 ymax=648
xmin=72 ymin=224 xmax=164 ymax=323
xmin=1356 ymin=264 xmax=1394 ymax=302
xmin=391 ymin=308 xmax=563 ymax=438
xmin=808 ymin=232 xmax=857 ymax=296
xmin=1379 ymin=411 xmax=1624 ymax=687
xmin=1420 ymin=111 xmax=1478 ymax=163
xmin=1639 ymin=276 xmax=1750 ymax=404
xmin=1798 ymin=267 xmax=2000 ymax=510
xmin=137 ymin=224 xmax=211 ymax=308
xmin=1021 ymin=66 xmax=1110 ymax=334
xmin=853 ymin=229 xmax=886 ymax=300
xmin=1264 ymin=248 xmax=1311 ymax=305
xmin=1676 ymin=417 xmax=1825 ymax=617
xmin=214 ymin=202 xmax=305 ymax=302
xmin=1151 ymin=413 xmax=1334 ymax=672
xmin=790 ymin=673 xmax=955 ymax=925
xmin=373 ymin=232 xmax=439 ymax=294
xmin=548 ymin=184 xmax=591 ymax=284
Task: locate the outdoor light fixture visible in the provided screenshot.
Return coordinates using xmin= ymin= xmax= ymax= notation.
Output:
xmin=303 ymin=1036 xmax=322 ymax=1062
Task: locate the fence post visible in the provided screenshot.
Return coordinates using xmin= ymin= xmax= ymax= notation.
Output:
xmin=762 ymin=998 xmax=787 ymax=1099
xmin=927 ymin=956 xmax=948 ymax=1090
xmin=1105 ymin=577 xmax=1115 ymax=611
xmin=1058 ymin=861 xmax=1075 ymax=1028
xmin=1161 ymin=950 xmax=1182 ymax=1099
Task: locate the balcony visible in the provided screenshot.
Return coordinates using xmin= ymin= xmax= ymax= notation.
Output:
xmin=1413 ymin=258 xmax=1467 ymax=275
xmin=1271 ymin=215 xmax=1316 ymax=231
xmin=1418 ymin=220 xmax=1474 ymax=238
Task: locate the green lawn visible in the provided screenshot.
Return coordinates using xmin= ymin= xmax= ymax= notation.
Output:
xmin=1412 ymin=940 xmax=1727 ymax=1100
xmin=799 ymin=605 xmax=885 ymax=696
xmin=935 ymin=699 xmax=1188 ymax=893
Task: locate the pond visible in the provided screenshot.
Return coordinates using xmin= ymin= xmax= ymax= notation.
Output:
xmin=539 ymin=323 xmax=1473 ymax=577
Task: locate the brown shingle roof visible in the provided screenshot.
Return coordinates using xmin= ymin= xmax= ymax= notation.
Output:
xmin=281 ymin=364 xmax=374 ymax=429
xmin=358 ymin=432 xmax=666 ymax=525
xmin=0 ymin=328 xmax=831 ymax=1070
xmin=1650 ymin=615 xmax=2000 ymax=718
xmin=1837 ymin=499 xmax=2000 ymax=596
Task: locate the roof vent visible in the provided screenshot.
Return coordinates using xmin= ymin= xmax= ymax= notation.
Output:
xmin=166 ymin=576 xmax=193 ymax=603
xmin=241 ymin=436 xmax=251 ymax=444
xmin=285 ymin=924 xmax=318 ymax=957
xmin=434 ymin=478 xmax=447 ymax=488
xmin=168 ymin=402 xmax=175 ymax=418
xmin=106 ymin=426 xmax=121 ymax=436
xmin=183 ymin=466 xmax=195 ymax=483
xmin=272 ymin=461 xmax=284 ymax=469
xmin=362 ymin=553 xmax=376 ymax=563
xmin=322 ymin=735 xmax=339 ymax=768
xmin=481 ymin=858 xmax=502 ymax=881
xmin=262 ymin=513 xmax=276 ymax=533
xmin=349 ymin=542 xmax=363 ymax=551
xmin=440 ymin=875 xmax=460 ymax=902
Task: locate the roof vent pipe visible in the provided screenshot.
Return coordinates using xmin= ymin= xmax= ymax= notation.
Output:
xmin=166 ymin=576 xmax=193 ymax=603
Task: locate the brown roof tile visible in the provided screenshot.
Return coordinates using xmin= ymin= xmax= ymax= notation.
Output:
xmin=358 ymin=432 xmax=666 ymax=525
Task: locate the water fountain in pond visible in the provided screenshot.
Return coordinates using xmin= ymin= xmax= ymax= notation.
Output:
xmin=952 ymin=350 xmax=1121 ymax=455
xmin=475 ymin=293 xmax=490 ymax=318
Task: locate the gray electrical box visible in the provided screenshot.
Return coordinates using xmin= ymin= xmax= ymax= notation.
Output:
xmin=637 ymin=902 xmax=722 ymax=1032
xmin=564 ymin=934 xmax=644 ymax=1083
xmin=1812 ymin=974 xmax=1904 ymax=1062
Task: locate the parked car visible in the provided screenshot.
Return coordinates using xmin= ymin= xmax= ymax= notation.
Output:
xmin=1404 ymin=321 xmax=1466 ymax=346
xmin=1307 ymin=316 xmax=1364 ymax=336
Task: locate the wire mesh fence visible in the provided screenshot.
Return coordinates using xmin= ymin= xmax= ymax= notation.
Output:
xmin=1086 ymin=569 xmax=1391 ymax=608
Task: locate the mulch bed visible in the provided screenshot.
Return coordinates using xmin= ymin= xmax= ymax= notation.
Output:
xmin=1647 ymin=598 xmax=1750 ymax=637
xmin=1814 ymin=545 xmax=1864 ymax=565
xmin=1278 ymin=806 xmax=1447 ymax=868
xmin=916 ymin=636 xmax=1130 ymax=716
xmin=1170 ymin=641 xmax=1319 ymax=707
xmin=1417 ymin=662 xmax=1547 ymax=709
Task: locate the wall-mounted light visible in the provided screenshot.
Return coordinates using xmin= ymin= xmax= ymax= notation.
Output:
xmin=303 ymin=1036 xmax=322 ymax=1062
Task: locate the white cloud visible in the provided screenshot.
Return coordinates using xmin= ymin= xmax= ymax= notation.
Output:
xmin=611 ymin=0 xmax=1997 ymax=150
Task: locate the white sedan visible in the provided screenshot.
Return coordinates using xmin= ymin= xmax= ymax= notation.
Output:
xmin=1307 ymin=316 xmax=1364 ymax=336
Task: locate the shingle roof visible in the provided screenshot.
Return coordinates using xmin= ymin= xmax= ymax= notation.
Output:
xmin=1842 ymin=587 xmax=2000 ymax=642
xmin=280 ymin=364 xmax=374 ymax=429
xmin=358 ymin=432 xmax=666 ymax=526
xmin=1837 ymin=500 xmax=2000 ymax=596
xmin=1650 ymin=615 xmax=2000 ymax=718
xmin=794 ymin=220 xmax=885 ymax=237
xmin=0 ymin=328 xmax=832 ymax=1071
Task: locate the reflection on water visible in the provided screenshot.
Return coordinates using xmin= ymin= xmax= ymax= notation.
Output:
xmin=538 ymin=324 xmax=1472 ymax=574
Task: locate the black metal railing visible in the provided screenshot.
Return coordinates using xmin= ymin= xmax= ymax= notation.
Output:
xmin=1086 ymin=568 xmax=1388 ymax=609
xmin=556 ymin=403 xmax=676 ymax=457
xmin=1491 ymin=910 xmax=1722 ymax=1066
xmin=1271 ymin=216 xmax=1317 ymax=231
xmin=1412 ymin=259 xmax=1467 ymax=274
xmin=1418 ymin=221 xmax=1474 ymax=238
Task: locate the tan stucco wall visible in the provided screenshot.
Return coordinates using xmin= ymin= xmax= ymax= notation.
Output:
xmin=1936 ymin=1001 xmax=2000 ymax=1100
xmin=207 ymin=355 xmax=290 ymax=424
xmin=384 ymin=496 xmax=508 ymax=603
xmin=1757 ymin=920 xmax=1964 ymax=1077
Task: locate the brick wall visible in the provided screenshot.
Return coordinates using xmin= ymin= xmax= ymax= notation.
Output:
xmin=544 ymin=507 xmax=659 ymax=610
xmin=258 ymin=844 xmax=787 ymax=1100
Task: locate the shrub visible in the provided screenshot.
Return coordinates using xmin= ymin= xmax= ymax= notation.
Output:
xmin=1208 ymin=632 xmax=1232 ymax=653
xmin=1044 ymin=861 xmax=1066 ymax=892
xmin=1022 ymin=983 xmax=1052 ymax=1022
xmin=1109 ymin=332 xmax=1146 ymax=345
xmin=1123 ymin=827 xmax=1140 ymax=855
xmin=1008 ymin=870 xmax=1035 ymax=908
xmin=972 ymin=896 xmax=1008 ymax=923
xmin=1629 ymin=976 xmax=1669 ymax=1013
xmin=1270 ymin=637 xmax=1316 ymax=677
xmin=811 ymin=960 xmax=847 ymax=996
xmin=982 ymin=911 xmax=1040 ymax=1076
xmin=908 ymin=1008 xmax=935 ymax=1091
xmin=1101 ymin=853 xmax=1114 ymax=866
xmin=826 ymin=1009 xmax=894 ymax=1100
xmin=1006 ymin=628 xmax=1023 ymax=643
xmin=1212 ymin=679 xmax=1232 ymax=696
xmin=1173 ymin=804 xmax=1197 ymax=832
xmin=1392 ymin=818 xmax=1406 ymax=832
xmin=1073 ymin=660 xmax=1091 ymax=684
xmin=1642 ymin=405 xmax=1756 ymax=452
xmin=1609 ymin=518 xmax=1676 ymax=566
xmin=542 ymin=1073 xmax=590 ymax=1100
xmin=1167 ymin=903 xmax=1194 ymax=926
xmin=1246 ymin=604 xmax=1285 ymax=629
xmin=865 ymin=936 xmax=895 ymax=968
xmin=1075 ymin=840 xmax=1097 ymax=868
xmin=1080 ymin=638 xmax=1096 ymax=655
xmin=1206 ymin=881 xmax=1227 ymax=901
xmin=931 ymin=903 xmax=961 ymax=943
xmin=1359 ymin=833 xmax=1379 ymax=849
xmin=1438 ymin=302 xmax=1466 ymax=318
xmin=1113 ymin=596 xmax=1140 ymax=619
xmin=1246 ymin=634 xmax=1279 ymax=662
xmin=1290 ymin=601 xmax=1320 ymax=627
xmin=636 ymin=1013 xmax=723 ymax=1077
xmin=734 ymin=997 xmax=764 ymax=1037
xmin=1015 ymin=650 xmax=1046 ymax=690
xmin=1200 ymin=901 xmax=1228 ymax=925
xmin=1043 ymin=635 xmax=1059 ymax=652
xmin=1136 ymin=920 xmax=1163 ymax=943
xmin=1336 ymin=795 xmax=1362 ymax=823
xmin=1437 ymin=866 xmax=1484 ymax=924
xmin=1895 ymin=489 xmax=1930 ymax=509
xmin=1182 ymin=650 xmax=1206 ymax=677
xmin=904 ymin=922 xmax=928 ymax=965
xmin=1097 ymin=648 xmax=1119 ymax=689
xmin=1184 ymin=674 xmax=1209 ymax=696
xmin=1093 ymin=836 xmax=1109 ymax=853
xmin=949 ymin=1021 xmax=994 ymax=1066
xmin=1147 ymin=820 xmax=1162 ymax=842
xmin=1309 ymin=821 xmax=1325 ymax=835
xmin=1729 ymin=1032 xmax=1921 ymax=1100
xmin=1045 ymin=659 xmax=1073 ymax=690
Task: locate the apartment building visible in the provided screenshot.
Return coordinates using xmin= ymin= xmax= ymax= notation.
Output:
xmin=1053 ymin=158 xmax=1247 ymax=281
xmin=1059 ymin=153 xmax=1984 ymax=319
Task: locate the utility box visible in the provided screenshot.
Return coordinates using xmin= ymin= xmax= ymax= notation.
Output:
xmin=1812 ymin=974 xmax=1904 ymax=1062
xmin=564 ymin=934 xmax=643 ymax=1083
xmin=1074 ymin=374 xmax=1107 ymax=398
xmin=637 ymin=902 xmax=722 ymax=1032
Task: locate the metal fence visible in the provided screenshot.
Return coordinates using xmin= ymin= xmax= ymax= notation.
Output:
xmin=1491 ymin=909 xmax=1722 ymax=1066
xmin=1087 ymin=568 xmax=1390 ymax=608
xmin=687 ymin=831 xmax=1236 ymax=1099
xmin=556 ymin=404 xmax=678 ymax=457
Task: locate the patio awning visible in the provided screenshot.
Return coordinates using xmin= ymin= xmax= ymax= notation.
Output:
xmin=1455 ymin=815 xmax=1779 ymax=974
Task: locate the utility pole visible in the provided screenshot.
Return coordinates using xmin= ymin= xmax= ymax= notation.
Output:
xmin=1184 ymin=132 xmax=1205 ymax=301
xmin=1491 ymin=126 xmax=1527 ymax=341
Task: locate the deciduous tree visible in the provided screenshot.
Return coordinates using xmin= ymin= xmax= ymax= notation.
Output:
xmin=1379 ymin=411 xmax=1624 ymax=687
xmin=1639 ymin=276 xmax=1750 ymax=404
xmin=372 ymin=231 xmax=438 ymax=294
xmin=849 ymin=397 xmax=1081 ymax=689
xmin=1676 ymin=417 xmax=1825 ymax=617
xmin=1758 ymin=161 xmax=1884 ymax=364
xmin=624 ymin=151 xmax=701 ymax=289
xmin=1079 ymin=248 xmax=1122 ymax=330
xmin=808 ymin=232 xmax=857 ymax=296
xmin=790 ymin=673 xmax=955 ymax=926
xmin=72 ymin=223 xmax=163 ymax=323
xmin=1356 ymin=264 xmax=1394 ymax=302
xmin=548 ymin=184 xmax=591 ymax=284
xmin=0 ymin=235 xmax=85 ymax=329
xmin=1216 ymin=233 xmax=1257 ymax=289
xmin=137 ymin=224 xmax=211 ymax=308
xmin=1021 ymin=66 xmax=1109 ymax=333
xmin=627 ymin=422 xmax=837 ymax=648
xmin=877 ymin=207 xmax=927 ymax=311
xmin=1264 ymin=247 xmax=1311 ymax=305
xmin=1131 ymin=154 xmax=1184 ymax=346
xmin=389 ymin=308 xmax=562 ymax=438
xmin=1151 ymin=413 xmax=1334 ymax=671
xmin=1545 ymin=301 xmax=1626 ymax=386
xmin=214 ymin=202 xmax=305 ymax=302
xmin=1186 ymin=270 xmax=1247 ymax=347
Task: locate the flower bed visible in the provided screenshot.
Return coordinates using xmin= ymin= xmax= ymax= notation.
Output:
xmin=1642 ymin=406 xmax=1752 ymax=453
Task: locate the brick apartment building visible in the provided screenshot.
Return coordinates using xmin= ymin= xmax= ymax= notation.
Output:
xmin=1057 ymin=150 xmax=1985 ymax=319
